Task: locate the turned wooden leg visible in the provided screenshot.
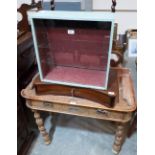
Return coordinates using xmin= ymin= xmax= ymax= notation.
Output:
xmin=112 ymin=123 xmax=128 ymax=154
xmin=32 ymin=110 xmax=51 ymax=145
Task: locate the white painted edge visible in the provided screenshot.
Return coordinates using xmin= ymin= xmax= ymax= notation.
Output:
xmin=30 ymin=11 xmax=114 ymax=90
xmin=27 ymin=10 xmax=114 ymax=21
xmin=30 ymin=18 xmax=44 ymax=80
xmin=42 ymin=79 xmax=107 ymax=90
xmin=104 ymin=20 xmax=114 ymax=89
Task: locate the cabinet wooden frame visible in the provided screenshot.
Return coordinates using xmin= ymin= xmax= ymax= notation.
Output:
xmin=28 ymin=10 xmax=114 ymax=90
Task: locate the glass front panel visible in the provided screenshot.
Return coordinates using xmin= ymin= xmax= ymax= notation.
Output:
xmin=33 ymin=19 xmax=112 ymax=88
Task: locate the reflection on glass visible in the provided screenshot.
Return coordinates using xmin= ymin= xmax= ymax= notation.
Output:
xmin=34 ymin=19 xmax=112 ymax=88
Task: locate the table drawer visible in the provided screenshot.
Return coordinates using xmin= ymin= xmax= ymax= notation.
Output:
xmin=30 ymin=101 xmax=130 ymax=122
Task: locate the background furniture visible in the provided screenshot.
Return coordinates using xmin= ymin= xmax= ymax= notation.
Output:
xmin=17 ymin=32 xmax=38 ymax=155
xmin=17 ymin=1 xmax=43 ymax=154
xmin=111 ymin=23 xmax=126 ymax=67
xmin=17 ymin=0 xmax=42 ymax=37
xmin=21 ymin=68 xmax=136 ymax=154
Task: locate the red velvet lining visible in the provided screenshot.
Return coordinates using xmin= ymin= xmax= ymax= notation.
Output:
xmin=44 ymin=66 xmax=106 ymax=87
xmin=46 ymin=28 xmax=110 ymax=71
xmin=47 ymin=28 xmax=110 ymax=42
xmin=34 ymin=21 xmax=111 ymax=88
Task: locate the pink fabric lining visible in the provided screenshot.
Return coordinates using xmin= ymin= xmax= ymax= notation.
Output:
xmin=47 ymin=28 xmax=110 ymax=42
xmin=35 ymin=24 xmax=110 ymax=88
xmin=46 ymin=28 xmax=110 ymax=71
xmin=44 ymin=66 xmax=106 ymax=87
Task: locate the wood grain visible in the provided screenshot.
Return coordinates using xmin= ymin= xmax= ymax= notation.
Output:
xmin=21 ymin=68 xmax=136 ymax=112
xmin=21 ymin=67 xmax=136 ymax=154
xmin=32 ymin=110 xmax=51 ymax=144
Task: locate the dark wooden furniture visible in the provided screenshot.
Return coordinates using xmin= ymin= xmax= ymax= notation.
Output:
xmin=127 ymin=110 xmax=137 ymax=137
xmin=17 ymin=32 xmax=38 ymax=155
xmin=21 ymin=67 xmax=136 ymax=154
xmin=17 ymin=0 xmax=42 ymax=36
xmin=110 ymin=23 xmax=125 ymax=67
xmin=17 ymin=1 xmax=43 ymax=154
xmin=111 ymin=44 xmax=124 ymax=67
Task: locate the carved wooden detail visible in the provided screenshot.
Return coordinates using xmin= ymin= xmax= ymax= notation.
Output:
xmin=111 ymin=0 xmax=117 ymax=12
xmin=112 ymin=123 xmax=128 ymax=154
xmin=17 ymin=1 xmax=42 ymax=35
xmin=33 ymin=110 xmax=51 ymax=144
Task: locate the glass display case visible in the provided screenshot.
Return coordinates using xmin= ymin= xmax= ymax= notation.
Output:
xmin=29 ymin=11 xmax=114 ymax=90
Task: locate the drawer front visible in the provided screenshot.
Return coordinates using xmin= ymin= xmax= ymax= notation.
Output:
xmin=30 ymin=101 xmax=130 ymax=122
